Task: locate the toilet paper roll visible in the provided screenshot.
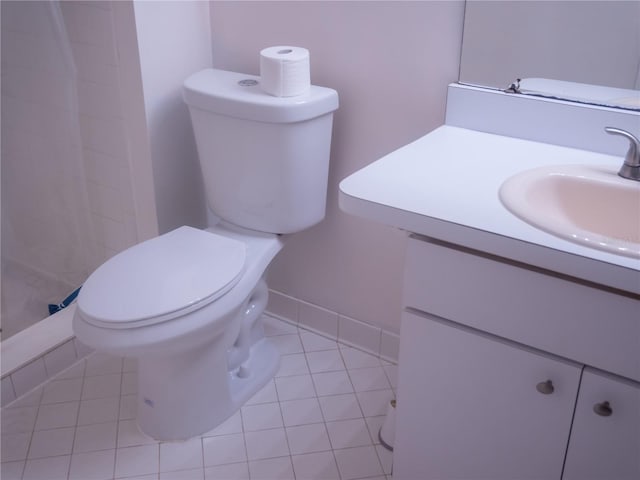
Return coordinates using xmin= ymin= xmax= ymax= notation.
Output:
xmin=260 ymin=46 xmax=311 ymax=97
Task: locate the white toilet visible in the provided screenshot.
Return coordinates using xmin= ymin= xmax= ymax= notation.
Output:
xmin=73 ymin=68 xmax=338 ymax=441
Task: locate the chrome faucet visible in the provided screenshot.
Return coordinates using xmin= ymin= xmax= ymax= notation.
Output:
xmin=605 ymin=127 xmax=640 ymax=181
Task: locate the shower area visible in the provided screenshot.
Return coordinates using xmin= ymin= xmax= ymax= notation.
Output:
xmin=1 ymin=1 xmax=142 ymax=341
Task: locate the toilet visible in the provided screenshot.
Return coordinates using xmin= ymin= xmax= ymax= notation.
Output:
xmin=73 ymin=68 xmax=338 ymax=441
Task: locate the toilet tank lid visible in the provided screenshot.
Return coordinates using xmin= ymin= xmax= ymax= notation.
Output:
xmin=183 ymin=68 xmax=339 ymax=124
xmin=77 ymin=226 xmax=246 ymax=326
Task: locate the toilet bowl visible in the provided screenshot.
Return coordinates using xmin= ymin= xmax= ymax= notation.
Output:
xmin=74 ymin=223 xmax=283 ymax=440
xmin=73 ymin=67 xmax=338 ymax=441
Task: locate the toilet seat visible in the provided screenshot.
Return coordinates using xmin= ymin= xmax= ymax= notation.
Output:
xmin=77 ymin=226 xmax=246 ymax=329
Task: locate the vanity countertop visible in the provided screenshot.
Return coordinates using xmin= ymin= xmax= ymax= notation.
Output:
xmin=339 ymin=125 xmax=640 ymax=295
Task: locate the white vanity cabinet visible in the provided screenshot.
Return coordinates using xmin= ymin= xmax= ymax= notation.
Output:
xmin=563 ymin=368 xmax=640 ymax=480
xmin=394 ymin=235 xmax=640 ymax=480
xmin=394 ymin=310 xmax=582 ymax=479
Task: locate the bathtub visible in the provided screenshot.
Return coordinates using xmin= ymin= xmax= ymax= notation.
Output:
xmin=1 ymin=304 xmax=93 ymax=407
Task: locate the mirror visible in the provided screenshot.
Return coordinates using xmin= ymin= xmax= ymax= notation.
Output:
xmin=459 ymin=0 xmax=640 ymax=110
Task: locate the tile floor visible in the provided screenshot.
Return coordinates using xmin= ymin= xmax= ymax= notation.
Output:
xmin=1 ymin=315 xmax=396 ymax=480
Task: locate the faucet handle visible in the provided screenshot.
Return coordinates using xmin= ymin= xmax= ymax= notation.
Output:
xmin=605 ymin=127 xmax=640 ymax=181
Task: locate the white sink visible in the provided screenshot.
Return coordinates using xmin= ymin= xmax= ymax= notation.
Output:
xmin=499 ymin=165 xmax=640 ymax=258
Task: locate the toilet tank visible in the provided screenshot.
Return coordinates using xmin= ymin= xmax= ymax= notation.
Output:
xmin=183 ymin=69 xmax=339 ymax=234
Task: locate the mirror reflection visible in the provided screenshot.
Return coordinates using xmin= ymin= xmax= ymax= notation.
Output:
xmin=460 ymin=0 xmax=640 ymax=110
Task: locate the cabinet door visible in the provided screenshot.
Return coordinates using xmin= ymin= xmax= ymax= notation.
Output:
xmin=394 ymin=310 xmax=582 ymax=480
xmin=563 ymin=367 xmax=640 ymax=480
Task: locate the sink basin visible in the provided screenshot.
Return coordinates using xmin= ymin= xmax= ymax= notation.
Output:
xmin=499 ymin=165 xmax=640 ymax=258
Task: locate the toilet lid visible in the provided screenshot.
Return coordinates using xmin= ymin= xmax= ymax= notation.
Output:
xmin=78 ymin=226 xmax=246 ymax=328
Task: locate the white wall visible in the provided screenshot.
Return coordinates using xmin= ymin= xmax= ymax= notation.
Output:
xmin=209 ymin=1 xmax=465 ymax=334
xmin=132 ymin=0 xmax=213 ymax=234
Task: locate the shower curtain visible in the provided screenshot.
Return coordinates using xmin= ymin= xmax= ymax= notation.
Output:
xmin=1 ymin=1 xmax=95 ymax=339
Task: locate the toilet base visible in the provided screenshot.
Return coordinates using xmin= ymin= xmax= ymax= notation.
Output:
xmin=136 ymin=336 xmax=279 ymax=441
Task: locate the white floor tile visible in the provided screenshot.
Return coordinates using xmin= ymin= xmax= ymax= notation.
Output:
xmin=1 ymin=405 xmax=38 ymax=434
xmin=1 ymin=431 xmax=31 ymax=462
xmin=23 ymin=455 xmax=71 ymax=480
xmin=376 ymin=443 xmax=394 ymax=475
xmin=312 ymin=371 xmax=354 ymax=396
xmin=78 ymin=396 xmax=120 ymax=425
xmin=300 ymin=332 xmax=338 ymax=352
xmin=274 ymin=374 xmax=316 ymax=401
xmin=118 ymin=394 xmax=137 ymax=421
xmin=333 ymin=445 xmax=383 ymax=480
xmin=73 ymin=421 xmax=118 ymax=453
xmin=68 ymin=449 xmax=116 ymax=480
xmin=244 ymin=428 xmax=290 ymax=461
xmin=53 ymin=361 xmax=86 ymax=381
xmin=160 ymin=467 xmax=204 ymax=480
xmin=348 ymin=366 xmax=391 ymax=392
xmin=291 ymin=451 xmax=340 ymax=480
xmin=81 ymin=373 xmax=121 ymax=400
xmin=326 ymin=418 xmax=372 ymax=449
xmin=248 ymin=456 xmax=295 ymax=480
xmin=121 ymin=372 xmax=137 ymax=395
xmin=41 ymin=378 xmax=83 ymax=404
xmin=0 ymin=317 xmax=393 ymax=480
xmin=113 ymin=474 xmax=157 ymax=480
xmin=245 ymin=380 xmax=278 ymax=405
xmin=85 ymin=353 xmax=123 ymax=377
xmin=160 ymin=437 xmax=204 ymax=472
xmin=269 ymin=334 xmax=304 ymax=355
xmin=241 ymin=402 xmax=283 ymax=431
xmin=123 ymin=357 xmax=138 ymax=373
xmin=204 ymin=461 xmax=249 ymax=480
xmin=382 ymin=363 xmax=398 ymax=390
xmin=114 ymin=444 xmax=159 ymax=478
xmin=305 ymin=350 xmax=344 ymax=373
xmin=10 ymin=387 xmax=43 ymax=408
xmin=318 ymin=394 xmax=363 ymax=422
xmin=263 ymin=315 xmax=298 ymax=336
xmin=364 ymin=416 xmax=385 ymax=445
xmin=28 ymin=427 xmax=75 ymax=458
xmin=1 ymin=460 xmax=25 ymax=480
xmin=285 ymin=423 xmax=331 ymax=455
xmin=34 ymin=401 xmax=79 ymax=430
xmin=117 ymin=419 xmax=158 ymax=448
xmin=356 ymin=389 xmax=394 ymax=417
xmin=201 ymin=410 xmax=243 ymax=437
xmin=279 ymin=398 xmax=324 ymax=427
xmin=202 ymin=433 xmax=247 ymax=467
xmin=340 ymin=347 xmax=381 ymax=369
xmin=276 ymin=353 xmax=309 ymax=377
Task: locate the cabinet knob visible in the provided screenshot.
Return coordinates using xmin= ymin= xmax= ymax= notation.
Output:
xmin=535 ymin=380 xmax=555 ymax=395
xmin=593 ymin=401 xmax=613 ymax=417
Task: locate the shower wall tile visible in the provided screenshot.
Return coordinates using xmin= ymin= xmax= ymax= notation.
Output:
xmin=74 ymin=54 xmax=120 ymax=87
xmin=43 ymin=340 xmax=78 ymax=378
xmin=79 ymin=116 xmax=128 ymax=160
xmin=95 ymin=216 xmax=130 ymax=253
xmin=77 ymin=81 xmax=123 ymax=119
xmin=10 ymin=358 xmax=47 ymax=398
xmin=88 ymin=182 xmax=125 ymax=222
xmin=73 ymin=339 xmax=95 ymax=360
xmin=1 ymin=376 xmax=17 ymax=407
xmin=60 ymin=0 xmax=144 ymax=267
xmin=85 ymin=150 xmax=125 ymax=190
xmin=61 ymin=2 xmax=115 ymax=48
